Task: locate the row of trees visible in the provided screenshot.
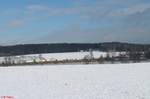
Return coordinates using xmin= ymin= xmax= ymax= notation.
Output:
xmin=82 ymin=51 xmax=150 ymax=64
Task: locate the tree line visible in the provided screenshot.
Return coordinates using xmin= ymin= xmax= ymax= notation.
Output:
xmin=0 ymin=42 xmax=150 ymax=56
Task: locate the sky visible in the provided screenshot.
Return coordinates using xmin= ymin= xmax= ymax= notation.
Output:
xmin=0 ymin=0 xmax=150 ymax=45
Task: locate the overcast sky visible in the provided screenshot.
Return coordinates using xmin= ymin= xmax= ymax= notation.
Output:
xmin=0 ymin=0 xmax=150 ymax=45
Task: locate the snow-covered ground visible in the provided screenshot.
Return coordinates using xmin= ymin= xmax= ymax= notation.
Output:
xmin=0 ymin=51 xmax=125 ymax=64
xmin=0 ymin=63 xmax=150 ymax=99
xmin=0 ymin=51 xmax=107 ymax=64
xmin=28 ymin=51 xmax=107 ymax=61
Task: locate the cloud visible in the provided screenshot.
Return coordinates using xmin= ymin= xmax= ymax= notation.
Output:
xmin=26 ymin=5 xmax=50 ymax=13
xmin=25 ymin=4 xmax=109 ymax=19
xmin=17 ymin=2 xmax=150 ymax=44
xmin=109 ymin=3 xmax=150 ymax=17
xmin=25 ymin=2 xmax=149 ymax=22
xmin=8 ymin=20 xmax=24 ymax=28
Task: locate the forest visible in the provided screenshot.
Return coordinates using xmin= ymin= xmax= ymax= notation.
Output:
xmin=0 ymin=42 xmax=150 ymax=57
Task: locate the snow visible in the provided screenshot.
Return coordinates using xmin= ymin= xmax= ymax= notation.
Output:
xmin=40 ymin=51 xmax=106 ymax=61
xmin=23 ymin=51 xmax=106 ymax=61
xmin=0 ymin=63 xmax=150 ymax=99
xmin=0 ymin=51 xmax=107 ymax=64
xmin=0 ymin=51 xmax=126 ymax=64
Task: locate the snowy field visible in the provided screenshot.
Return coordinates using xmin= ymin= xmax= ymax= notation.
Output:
xmin=27 ymin=51 xmax=107 ymax=61
xmin=0 ymin=51 xmax=107 ymax=63
xmin=0 ymin=63 xmax=150 ymax=99
xmin=0 ymin=51 xmax=125 ymax=64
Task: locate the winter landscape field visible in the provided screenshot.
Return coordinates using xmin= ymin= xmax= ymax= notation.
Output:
xmin=0 ymin=51 xmax=106 ymax=64
xmin=1 ymin=0 xmax=150 ymax=99
xmin=0 ymin=62 xmax=150 ymax=99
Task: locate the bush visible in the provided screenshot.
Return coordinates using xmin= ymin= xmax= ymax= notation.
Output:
xmin=145 ymin=51 xmax=150 ymax=59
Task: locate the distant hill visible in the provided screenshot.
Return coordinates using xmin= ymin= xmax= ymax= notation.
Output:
xmin=0 ymin=42 xmax=150 ymax=56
